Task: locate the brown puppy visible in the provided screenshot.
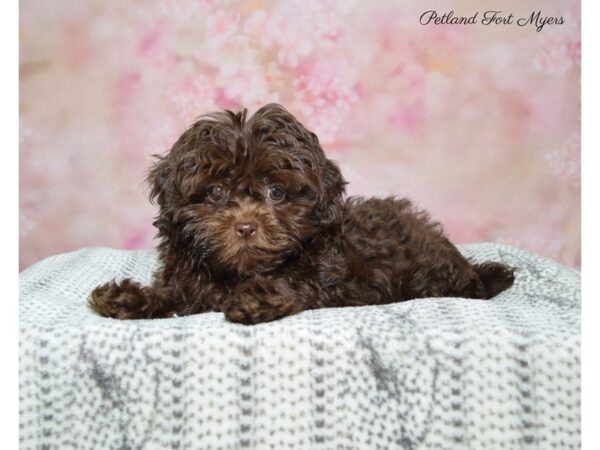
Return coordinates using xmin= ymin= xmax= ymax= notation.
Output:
xmin=89 ymin=103 xmax=514 ymax=324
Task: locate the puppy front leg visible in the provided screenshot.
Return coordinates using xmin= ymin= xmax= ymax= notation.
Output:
xmin=222 ymin=277 xmax=308 ymax=325
xmin=88 ymin=279 xmax=178 ymax=320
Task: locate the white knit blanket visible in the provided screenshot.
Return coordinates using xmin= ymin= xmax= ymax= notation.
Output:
xmin=19 ymin=243 xmax=580 ymax=449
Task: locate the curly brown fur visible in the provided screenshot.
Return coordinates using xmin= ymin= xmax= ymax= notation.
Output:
xmin=89 ymin=103 xmax=515 ymax=324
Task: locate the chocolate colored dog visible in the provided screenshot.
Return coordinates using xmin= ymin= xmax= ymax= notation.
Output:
xmin=89 ymin=104 xmax=514 ymax=324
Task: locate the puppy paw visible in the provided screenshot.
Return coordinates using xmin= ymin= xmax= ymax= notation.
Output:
xmin=88 ymin=279 xmax=156 ymax=320
xmin=222 ymin=290 xmax=299 ymax=325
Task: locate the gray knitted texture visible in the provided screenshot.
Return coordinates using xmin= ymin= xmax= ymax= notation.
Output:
xmin=19 ymin=243 xmax=580 ymax=449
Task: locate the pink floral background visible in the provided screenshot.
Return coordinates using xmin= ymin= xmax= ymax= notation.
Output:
xmin=20 ymin=0 xmax=580 ymax=270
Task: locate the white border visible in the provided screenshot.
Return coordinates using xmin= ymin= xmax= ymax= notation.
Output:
xmin=581 ymin=0 xmax=598 ymax=447
xmin=0 ymin=0 xmax=19 ymax=447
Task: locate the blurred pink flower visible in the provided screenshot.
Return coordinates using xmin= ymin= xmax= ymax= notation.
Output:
xmin=205 ymin=10 xmax=240 ymax=47
xmin=534 ymin=44 xmax=575 ymax=76
xmin=218 ymin=62 xmax=281 ymax=109
xmin=292 ymin=70 xmax=359 ymax=145
xmin=147 ymin=122 xmax=186 ymax=155
xmin=167 ymin=75 xmax=219 ymax=123
xmin=545 ymin=132 xmax=581 ymax=189
xmin=293 ymin=79 xmax=352 ymax=143
xmin=533 ymin=12 xmax=580 ymax=76
xmin=159 ymin=0 xmax=214 ymax=19
xmin=388 ymin=102 xmax=424 ymax=132
xmin=243 ymin=10 xmax=313 ymax=68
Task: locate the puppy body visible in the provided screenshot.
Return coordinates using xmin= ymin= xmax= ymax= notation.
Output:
xmin=90 ymin=104 xmax=514 ymax=324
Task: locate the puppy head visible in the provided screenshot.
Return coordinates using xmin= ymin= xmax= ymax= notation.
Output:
xmin=147 ymin=103 xmax=346 ymax=275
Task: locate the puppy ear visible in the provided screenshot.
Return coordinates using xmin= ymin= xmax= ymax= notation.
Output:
xmin=147 ymin=153 xmax=179 ymax=234
xmin=318 ymin=158 xmax=347 ymax=228
xmin=323 ymin=159 xmax=346 ymax=199
xmin=146 ymin=153 xmax=174 ymax=210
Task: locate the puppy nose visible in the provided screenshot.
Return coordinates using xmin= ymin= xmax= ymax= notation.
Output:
xmin=234 ymin=222 xmax=257 ymax=239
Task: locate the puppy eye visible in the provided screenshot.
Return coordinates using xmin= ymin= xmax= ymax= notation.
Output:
xmin=268 ymin=186 xmax=286 ymax=201
xmin=207 ymin=185 xmax=225 ymax=202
